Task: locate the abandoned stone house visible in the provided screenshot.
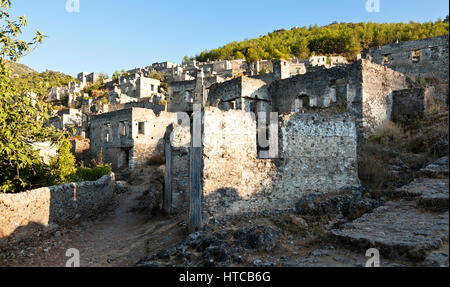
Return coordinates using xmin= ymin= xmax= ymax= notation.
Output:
xmin=77 ymin=72 xmax=99 ymax=85
xmin=89 ymin=108 xmax=178 ymax=170
xmin=363 ymin=35 xmax=449 ymax=83
xmin=150 ymin=61 xmax=178 ymax=74
xmin=391 ymin=84 xmax=449 ymax=122
xmin=163 ymin=108 xmax=359 ymax=230
xmin=109 ymin=74 xmax=161 ymax=104
xmin=48 ymin=108 xmax=85 ymax=136
xmin=167 ymin=70 xmax=210 ymax=113
xmin=166 ymin=79 xmax=197 ymax=112
xmin=205 ymin=58 xmax=409 ymax=139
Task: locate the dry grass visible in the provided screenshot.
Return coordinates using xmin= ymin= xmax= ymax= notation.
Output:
xmin=358 ymin=142 xmax=395 ymax=192
xmin=368 ymin=121 xmax=407 ymax=148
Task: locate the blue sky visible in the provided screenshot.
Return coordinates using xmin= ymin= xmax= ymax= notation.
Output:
xmin=9 ymin=0 xmax=449 ymax=77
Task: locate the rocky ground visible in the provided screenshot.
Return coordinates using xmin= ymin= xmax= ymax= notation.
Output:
xmin=1 ymin=155 xmax=448 ymax=267
xmin=0 ymin=166 xmax=185 ymax=267
xmin=136 ymin=154 xmax=449 ymax=267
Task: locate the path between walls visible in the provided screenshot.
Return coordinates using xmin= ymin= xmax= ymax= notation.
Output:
xmin=0 ymin=168 xmax=185 ymax=267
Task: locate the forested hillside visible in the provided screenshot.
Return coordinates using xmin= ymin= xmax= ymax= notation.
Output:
xmin=4 ymin=59 xmax=35 ymax=78
xmin=194 ymin=18 xmax=449 ymax=62
xmin=9 ymin=69 xmax=77 ymax=97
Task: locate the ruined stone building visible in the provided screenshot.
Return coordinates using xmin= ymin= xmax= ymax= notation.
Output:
xmin=163 ymin=108 xmax=359 ymax=228
xmin=150 ymin=61 xmax=178 ymax=74
xmin=89 ymin=108 xmax=178 ymax=170
xmin=166 ymin=79 xmax=197 ymax=112
xmin=77 ymin=72 xmax=99 ymax=85
xmin=109 ymin=74 xmax=161 ymax=104
xmin=207 ymin=76 xmax=271 ymax=114
xmin=363 ymin=35 xmax=449 ymax=83
xmin=48 ymin=108 xmax=85 ymax=136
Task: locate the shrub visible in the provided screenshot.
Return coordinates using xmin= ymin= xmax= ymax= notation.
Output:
xmin=368 ymin=121 xmax=405 ymax=146
xmin=358 ymin=142 xmax=394 ymax=192
xmin=71 ymin=164 xmax=112 ymax=182
xmin=47 ymin=138 xmax=77 ymax=186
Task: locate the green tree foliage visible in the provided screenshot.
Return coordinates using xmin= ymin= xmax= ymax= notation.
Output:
xmin=1 ymin=0 xmax=109 ymax=193
xmin=112 ymin=70 xmax=120 ymax=81
xmin=46 ymin=138 xmax=77 ymax=185
xmin=194 ymin=19 xmax=449 ymax=62
xmin=10 ymin=70 xmax=76 ymax=98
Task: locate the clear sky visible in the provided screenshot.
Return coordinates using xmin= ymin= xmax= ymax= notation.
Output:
xmin=9 ymin=0 xmax=449 ymax=77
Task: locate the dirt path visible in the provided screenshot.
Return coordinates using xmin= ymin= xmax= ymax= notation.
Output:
xmin=0 ymin=185 xmax=185 ymax=267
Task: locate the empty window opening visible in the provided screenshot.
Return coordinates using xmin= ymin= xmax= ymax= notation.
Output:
xmin=104 ymin=124 xmax=111 ymax=143
xmin=138 ymin=122 xmax=145 ymax=135
xmin=295 ymin=94 xmax=310 ymax=112
xmin=119 ymin=121 xmax=127 ymax=137
xmin=412 ymin=50 xmax=420 ymax=63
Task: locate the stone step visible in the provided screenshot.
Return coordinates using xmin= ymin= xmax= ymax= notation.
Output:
xmin=419 ymin=156 xmax=449 ymax=179
xmin=392 ymin=178 xmax=449 ymax=212
xmin=329 ymin=201 xmax=449 ymax=261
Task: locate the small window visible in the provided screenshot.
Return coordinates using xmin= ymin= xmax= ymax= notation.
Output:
xmin=104 ymin=124 xmax=111 ymax=143
xmin=119 ymin=121 xmax=127 ymax=137
xmin=412 ymin=50 xmax=420 ymax=63
xmin=138 ymin=122 xmax=145 ymax=135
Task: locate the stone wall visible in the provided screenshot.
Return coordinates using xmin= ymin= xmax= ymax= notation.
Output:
xmin=269 ymin=63 xmax=353 ymax=113
xmin=0 ymin=174 xmax=115 ymax=243
xmin=106 ymin=98 xmax=166 ymax=115
xmin=392 ymin=84 xmax=449 ymax=122
xmin=207 ymin=76 xmax=270 ymax=112
xmin=359 ymin=60 xmax=409 ymax=137
xmin=198 ymin=109 xmax=359 ymax=220
xmin=90 ymin=108 xmax=178 ymax=170
xmin=166 ymin=124 xmax=191 ymax=213
xmin=269 ymin=60 xmax=409 ymax=138
xmin=131 ymin=109 xmax=178 ymax=168
xmin=201 ymin=109 xmax=276 ymax=219
xmin=273 ymin=113 xmax=359 ymax=206
xmin=167 ymin=80 xmax=196 ymax=112
xmin=364 ymin=35 xmax=449 ymax=83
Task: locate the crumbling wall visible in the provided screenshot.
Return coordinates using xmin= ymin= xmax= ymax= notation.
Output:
xmin=360 ymin=60 xmax=409 ymax=137
xmin=274 ymin=113 xmax=359 ymax=205
xmin=208 ymin=77 xmax=270 ymax=112
xmin=392 ymin=84 xmax=449 ymax=122
xmin=269 ymin=64 xmax=353 ymax=113
xmin=167 ymin=80 xmax=196 ymax=112
xmin=166 ymin=124 xmax=191 ymax=213
xmin=201 ymin=109 xmax=276 ymax=218
xmin=90 ymin=108 xmax=178 ymax=170
xmin=90 ymin=108 xmax=134 ymax=170
xmin=131 ymin=110 xmax=178 ymax=168
xmin=0 ymin=174 xmax=114 ymax=243
xmin=364 ymin=35 xmax=449 ymax=83
xmin=198 ymin=109 xmax=359 ymax=219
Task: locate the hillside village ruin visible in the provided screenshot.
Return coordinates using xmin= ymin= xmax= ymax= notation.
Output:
xmin=41 ymin=35 xmax=449 ymax=230
xmin=1 ymin=32 xmax=449 ymax=267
